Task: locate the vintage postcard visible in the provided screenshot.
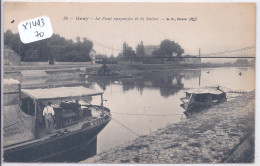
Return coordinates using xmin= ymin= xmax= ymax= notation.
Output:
xmin=1 ymin=1 xmax=257 ymax=164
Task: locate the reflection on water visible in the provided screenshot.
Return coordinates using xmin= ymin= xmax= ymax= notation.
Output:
xmin=91 ymin=70 xmax=202 ymax=98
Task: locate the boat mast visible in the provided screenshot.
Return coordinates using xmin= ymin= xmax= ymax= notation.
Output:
xmin=34 ymin=99 xmax=38 ymax=138
xmin=101 ymin=94 xmax=104 ymax=114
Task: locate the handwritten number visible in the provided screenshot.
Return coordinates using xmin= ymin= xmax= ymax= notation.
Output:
xmin=35 ymin=31 xmax=44 ymax=37
xmin=40 ymin=18 xmax=45 ymax=27
xmin=39 ymin=32 xmax=44 ymax=37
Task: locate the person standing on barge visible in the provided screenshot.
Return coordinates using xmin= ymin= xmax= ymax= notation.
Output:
xmin=43 ymin=102 xmax=55 ymax=134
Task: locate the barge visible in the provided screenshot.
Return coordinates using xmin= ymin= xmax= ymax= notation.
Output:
xmin=180 ymin=86 xmax=227 ymax=113
xmin=3 ymin=79 xmax=111 ymax=162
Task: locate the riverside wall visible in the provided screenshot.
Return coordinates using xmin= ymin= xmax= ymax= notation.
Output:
xmin=83 ymin=91 xmax=255 ymax=164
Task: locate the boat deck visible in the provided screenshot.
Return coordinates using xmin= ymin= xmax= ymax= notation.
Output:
xmin=37 ymin=115 xmax=99 ymax=140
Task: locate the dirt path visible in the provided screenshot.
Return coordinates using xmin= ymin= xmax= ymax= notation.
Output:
xmin=82 ymin=91 xmax=255 ymax=164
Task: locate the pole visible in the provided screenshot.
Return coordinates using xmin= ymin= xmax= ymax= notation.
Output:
xmin=19 ymin=40 xmax=21 ymax=58
xmin=199 ymin=69 xmax=201 ymax=87
xmin=199 ymin=48 xmax=201 ymax=86
xmin=112 ymin=46 xmax=114 ymax=56
xmin=112 ymin=46 xmax=114 ymax=64
xmin=18 ymin=84 xmax=21 ymax=101
xmin=101 ymin=94 xmax=104 ymax=115
xmin=28 ymin=99 xmax=30 ymax=113
xmin=34 ymin=100 xmax=38 ymax=138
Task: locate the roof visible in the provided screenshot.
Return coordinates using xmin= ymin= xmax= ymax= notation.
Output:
xmin=186 ymin=87 xmax=225 ymax=95
xmin=3 ymin=78 xmax=20 ymax=85
xmin=20 ymin=70 xmax=48 ymax=78
xmin=22 ymin=86 xmax=103 ymax=100
xmin=144 ymin=45 xmax=160 ymax=56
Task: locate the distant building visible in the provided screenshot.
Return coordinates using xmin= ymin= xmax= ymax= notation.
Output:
xmin=4 ymin=48 xmax=21 ymax=66
xmin=89 ymin=49 xmax=96 ymax=65
xmin=234 ymin=59 xmax=249 ymax=64
xmin=144 ymin=45 xmax=160 ymax=56
xmin=95 ymin=54 xmax=107 ymax=64
xmin=179 ymin=55 xmax=201 ymax=64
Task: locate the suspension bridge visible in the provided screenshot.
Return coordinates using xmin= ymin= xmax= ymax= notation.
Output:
xmin=195 ymin=46 xmax=255 ymax=59
xmin=92 ymin=40 xmax=255 ymax=61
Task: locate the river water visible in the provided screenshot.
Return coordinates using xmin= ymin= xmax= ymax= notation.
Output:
xmin=87 ymin=67 xmax=255 ymax=154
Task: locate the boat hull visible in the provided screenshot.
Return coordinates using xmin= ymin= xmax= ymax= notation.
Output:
xmin=4 ymin=118 xmax=110 ymax=163
xmin=181 ymin=98 xmax=227 ymax=118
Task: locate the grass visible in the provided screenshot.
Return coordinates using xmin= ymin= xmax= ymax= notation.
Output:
xmin=125 ymin=144 xmax=149 ymax=151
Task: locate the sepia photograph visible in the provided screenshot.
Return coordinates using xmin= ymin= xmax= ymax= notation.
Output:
xmin=1 ymin=1 xmax=257 ymax=164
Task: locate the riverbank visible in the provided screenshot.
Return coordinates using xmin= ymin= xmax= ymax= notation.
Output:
xmin=3 ymin=63 xmax=254 ymax=83
xmin=83 ymin=91 xmax=255 ymax=163
xmin=4 ymin=62 xmax=254 ymax=72
xmin=3 ymin=63 xmax=101 ymax=72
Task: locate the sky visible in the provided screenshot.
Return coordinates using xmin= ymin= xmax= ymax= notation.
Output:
xmin=3 ymin=2 xmax=256 ymax=58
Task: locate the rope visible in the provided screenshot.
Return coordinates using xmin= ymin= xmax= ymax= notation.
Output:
xmin=110 ymin=112 xmax=183 ymax=116
xmin=111 ymin=118 xmax=140 ymax=137
xmin=4 ymin=121 xmax=23 ymax=129
xmin=3 ymin=116 xmax=35 ymax=129
xmin=81 ymin=101 xmax=140 ymax=137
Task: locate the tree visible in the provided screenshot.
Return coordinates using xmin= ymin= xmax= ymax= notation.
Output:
xmin=124 ymin=47 xmax=136 ymax=59
xmin=152 ymin=48 xmax=164 ymax=57
xmin=136 ymin=41 xmax=145 ymax=57
xmin=82 ymin=38 xmax=93 ymax=61
xmin=4 ymin=30 xmax=94 ymax=63
xmin=160 ymin=39 xmax=174 ymax=57
xmin=174 ymin=42 xmax=184 ymax=57
xmin=122 ymin=42 xmax=128 ymax=57
xmin=47 ymin=34 xmax=65 ymax=64
xmin=76 ymin=36 xmax=81 ymax=43
xmin=4 ymin=30 xmax=14 ymax=47
xmin=24 ymin=49 xmax=39 ymax=61
xmin=152 ymin=39 xmax=184 ymax=57
xmin=4 ymin=30 xmax=21 ymax=56
xmin=117 ymin=53 xmax=123 ymax=58
xmin=122 ymin=42 xmax=136 ymax=59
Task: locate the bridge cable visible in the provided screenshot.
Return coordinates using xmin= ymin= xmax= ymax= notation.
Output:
xmin=201 ymin=46 xmax=255 ymax=56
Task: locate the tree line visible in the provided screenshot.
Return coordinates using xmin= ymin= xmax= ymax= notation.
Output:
xmin=4 ymin=30 xmax=93 ymax=64
xmin=4 ymin=30 xmax=185 ymax=63
xmin=120 ymin=39 xmax=184 ymax=59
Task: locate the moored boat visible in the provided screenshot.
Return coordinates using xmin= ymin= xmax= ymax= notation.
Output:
xmin=180 ymin=86 xmax=227 ymax=113
xmin=85 ymin=63 xmax=132 ymax=79
xmin=3 ymin=79 xmax=111 ymax=162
